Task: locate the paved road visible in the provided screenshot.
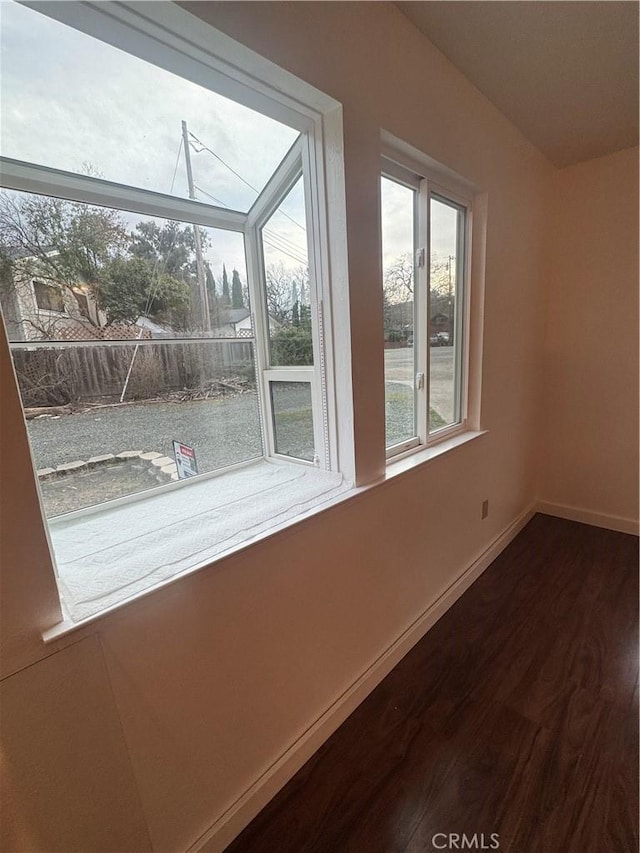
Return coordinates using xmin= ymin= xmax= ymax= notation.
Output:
xmin=385 ymin=345 xmax=455 ymax=424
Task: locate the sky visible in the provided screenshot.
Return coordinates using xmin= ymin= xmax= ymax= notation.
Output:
xmin=0 ymin=0 xmax=307 ymax=284
xmin=381 ymin=177 xmax=461 ymax=298
xmin=1 ymin=1 xmax=456 ymax=299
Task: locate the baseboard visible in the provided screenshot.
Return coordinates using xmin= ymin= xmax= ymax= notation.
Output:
xmin=188 ymin=502 xmax=537 ymax=853
xmin=536 ymin=501 xmax=639 ymax=536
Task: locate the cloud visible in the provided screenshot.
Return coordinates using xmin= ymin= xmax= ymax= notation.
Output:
xmin=381 ymin=176 xmax=463 ymax=273
xmin=0 ymin=2 xmax=299 ymax=212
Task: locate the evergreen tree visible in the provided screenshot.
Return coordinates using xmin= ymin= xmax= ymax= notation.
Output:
xmin=292 ymin=300 xmax=300 ymax=326
xmin=231 ymin=268 xmax=244 ymax=309
xmin=221 ymin=264 xmax=230 ymax=302
xmin=205 ymin=264 xmax=216 ymax=299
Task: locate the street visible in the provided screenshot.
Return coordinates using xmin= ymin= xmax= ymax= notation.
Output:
xmin=385 ymin=345 xmax=455 ymax=425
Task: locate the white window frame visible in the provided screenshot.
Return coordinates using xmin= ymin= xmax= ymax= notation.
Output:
xmin=381 ymin=141 xmax=475 ymax=462
xmin=1 ymin=1 xmax=350 ymax=520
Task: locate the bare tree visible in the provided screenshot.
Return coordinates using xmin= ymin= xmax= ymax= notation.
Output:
xmin=265 ymin=261 xmax=308 ymax=324
xmin=384 ymin=252 xmax=413 ymax=298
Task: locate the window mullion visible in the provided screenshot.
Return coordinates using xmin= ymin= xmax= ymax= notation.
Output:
xmin=417 ymin=178 xmax=430 ymax=443
xmin=301 ymin=133 xmax=329 ymax=469
xmin=243 ymin=226 xmax=272 ymax=459
xmin=453 ymin=206 xmax=466 ymax=424
xmin=247 ymin=139 xmax=303 ymax=229
xmin=0 ymin=157 xmax=248 ymax=232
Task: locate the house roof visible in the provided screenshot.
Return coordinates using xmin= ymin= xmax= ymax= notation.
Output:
xmin=227 ymin=308 xmax=251 ymax=324
xmin=136 ymin=315 xmax=175 ymax=338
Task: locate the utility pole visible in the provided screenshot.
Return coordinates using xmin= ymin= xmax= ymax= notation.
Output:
xmin=447 ymin=255 xmax=454 ymax=302
xmin=182 ymin=120 xmax=211 ymax=332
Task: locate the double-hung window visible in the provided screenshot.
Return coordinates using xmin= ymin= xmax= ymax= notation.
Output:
xmin=381 ymin=150 xmax=473 ymax=459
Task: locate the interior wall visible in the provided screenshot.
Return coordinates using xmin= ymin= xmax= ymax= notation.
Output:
xmin=1 ymin=3 xmax=552 ymax=851
xmin=539 ymin=146 xmax=639 ymax=528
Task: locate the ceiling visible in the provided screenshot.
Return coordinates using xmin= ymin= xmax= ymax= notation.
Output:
xmin=397 ymin=1 xmax=639 ymax=168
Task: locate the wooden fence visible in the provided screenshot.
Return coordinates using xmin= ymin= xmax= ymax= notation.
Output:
xmin=12 ymin=341 xmax=255 ymax=407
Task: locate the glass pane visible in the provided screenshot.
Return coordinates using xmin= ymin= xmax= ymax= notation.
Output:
xmin=0 ymin=2 xmax=299 ymax=211
xmin=429 ymin=195 xmax=465 ymax=431
xmin=10 ymin=340 xmax=262 ymax=517
xmin=261 ymin=177 xmax=312 ymax=366
xmin=381 ymin=176 xmax=416 ymax=448
xmin=270 ymin=381 xmax=314 ymax=461
xmin=0 ymin=189 xmax=249 ymax=341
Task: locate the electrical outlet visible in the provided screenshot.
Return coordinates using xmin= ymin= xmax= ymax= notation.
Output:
xmin=482 ymin=499 xmax=489 ymax=519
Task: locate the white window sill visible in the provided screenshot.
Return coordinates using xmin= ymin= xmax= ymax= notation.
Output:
xmin=43 ymin=459 xmax=350 ymax=640
xmin=42 ymin=432 xmax=485 ymax=643
xmin=385 ymin=429 xmax=487 ymax=479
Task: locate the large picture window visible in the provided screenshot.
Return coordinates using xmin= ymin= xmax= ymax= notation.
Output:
xmin=0 ymin=0 xmax=344 ymax=624
xmin=381 ymin=154 xmax=472 ymax=459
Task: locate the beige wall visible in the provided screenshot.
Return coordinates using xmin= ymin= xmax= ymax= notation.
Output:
xmin=4 ymin=2 xmax=625 ymax=851
xmin=539 ymin=146 xmax=639 ymax=528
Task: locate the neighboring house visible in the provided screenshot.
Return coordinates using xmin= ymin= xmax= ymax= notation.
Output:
xmin=213 ymin=307 xmax=280 ymax=338
xmin=1 ymin=256 xmax=156 ymax=342
xmin=430 ymin=312 xmax=452 ymax=338
xmin=226 ymin=307 xmax=252 ymax=337
xmin=0 ymin=251 xmax=106 ymax=342
xmin=135 ymin=315 xmax=177 ymax=340
xmin=384 ymin=300 xmax=413 ymax=343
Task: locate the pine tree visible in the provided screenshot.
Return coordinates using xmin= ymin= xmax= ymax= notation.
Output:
xmin=231 ymin=268 xmax=244 ymax=309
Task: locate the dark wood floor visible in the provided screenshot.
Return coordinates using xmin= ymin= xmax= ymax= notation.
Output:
xmin=227 ymin=514 xmax=639 ymax=853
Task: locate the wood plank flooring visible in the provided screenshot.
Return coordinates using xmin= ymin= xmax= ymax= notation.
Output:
xmin=226 ymin=514 xmax=639 ymax=853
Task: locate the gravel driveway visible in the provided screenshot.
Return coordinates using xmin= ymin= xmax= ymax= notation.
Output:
xmin=27 ymin=394 xmax=264 ymax=474
xmin=27 ymin=381 xmax=422 ymax=516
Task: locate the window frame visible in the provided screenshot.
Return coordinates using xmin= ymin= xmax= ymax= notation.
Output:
xmin=1 ymin=1 xmax=347 ymax=524
xmin=381 ymin=149 xmax=475 ymax=462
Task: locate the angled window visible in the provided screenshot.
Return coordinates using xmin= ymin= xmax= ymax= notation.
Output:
xmin=381 ymin=154 xmax=472 ymax=458
xmin=0 ymin=1 xmax=345 ymax=626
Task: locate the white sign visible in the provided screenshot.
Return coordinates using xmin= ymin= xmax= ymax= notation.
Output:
xmin=172 ymin=441 xmax=198 ymax=479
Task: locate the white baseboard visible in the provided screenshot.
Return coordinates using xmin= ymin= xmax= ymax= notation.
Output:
xmin=188 ymin=503 xmax=536 ymax=853
xmin=536 ymin=501 xmax=639 ymax=536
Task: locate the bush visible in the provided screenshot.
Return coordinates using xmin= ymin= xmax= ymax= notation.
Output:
xmin=14 ymin=348 xmax=76 ymax=407
xmin=270 ymin=325 xmax=313 ymax=366
xmin=231 ymin=359 xmax=258 ymax=385
xmin=125 ymin=348 xmax=168 ymax=400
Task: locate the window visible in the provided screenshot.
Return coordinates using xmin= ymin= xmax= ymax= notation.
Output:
xmin=73 ymin=291 xmax=91 ymax=319
xmin=381 ymin=150 xmax=472 ymax=459
xmin=0 ymin=1 xmax=347 ymax=625
xmin=34 ymin=281 xmax=66 ymax=313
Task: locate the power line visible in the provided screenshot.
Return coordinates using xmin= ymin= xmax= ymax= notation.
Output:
xmin=188 ymin=129 xmax=307 ymax=232
xmin=193 ymin=183 xmax=228 ymax=209
xmin=263 ymin=230 xmax=307 ymax=265
xmin=194 ymin=183 xmax=308 ymax=266
xmin=263 ymin=238 xmax=305 ymax=267
xmin=189 ymin=131 xmax=259 ymax=196
xmin=262 ymin=226 xmax=307 ymax=259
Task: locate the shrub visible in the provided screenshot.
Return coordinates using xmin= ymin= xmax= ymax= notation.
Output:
xmin=125 ymin=347 xmax=168 ymax=399
xmin=270 ymin=325 xmax=313 ymax=366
